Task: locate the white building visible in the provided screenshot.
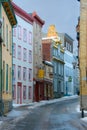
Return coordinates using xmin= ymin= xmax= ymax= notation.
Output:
xmin=12 ymin=2 xmax=33 ymax=104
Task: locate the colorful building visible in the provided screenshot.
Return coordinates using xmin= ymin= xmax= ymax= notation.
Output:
xmin=78 ymin=0 xmax=87 ymax=116
xmin=0 ymin=0 xmax=17 ymax=114
xmin=31 ymin=12 xmax=45 ymax=102
xmin=42 ymin=25 xmax=65 ymax=98
xmin=59 ymin=33 xmax=75 ymax=96
xmin=12 ymin=2 xmax=34 ymax=104
xmin=42 ymin=60 xmax=53 ymax=100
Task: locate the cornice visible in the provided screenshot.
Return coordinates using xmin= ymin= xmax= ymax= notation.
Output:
xmin=12 ymin=2 xmax=34 ymax=25
xmin=32 ymin=11 xmax=45 ymax=26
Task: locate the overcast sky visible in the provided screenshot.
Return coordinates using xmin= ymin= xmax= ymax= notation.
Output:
xmin=13 ymin=0 xmax=80 ymax=41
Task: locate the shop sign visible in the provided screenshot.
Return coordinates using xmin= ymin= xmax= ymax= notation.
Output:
xmin=68 ymin=76 xmax=72 ymax=82
xmin=38 ymin=69 xmax=44 ymax=78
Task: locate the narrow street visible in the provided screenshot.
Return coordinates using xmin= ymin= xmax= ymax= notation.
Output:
xmin=1 ymin=97 xmax=87 ymax=130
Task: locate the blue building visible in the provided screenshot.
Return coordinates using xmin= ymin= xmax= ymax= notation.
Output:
xmin=52 ymin=40 xmax=65 ymax=98
xmin=42 ymin=25 xmax=65 ymax=98
xmin=59 ymin=33 xmax=75 ymax=96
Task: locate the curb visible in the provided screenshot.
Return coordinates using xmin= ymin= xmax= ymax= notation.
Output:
xmin=13 ymin=95 xmax=79 ymax=109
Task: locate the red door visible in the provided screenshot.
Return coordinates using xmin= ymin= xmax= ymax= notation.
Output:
xmin=39 ymin=83 xmax=44 ymax=100
xmin=35 ymin=82 xmax=39 ymax=102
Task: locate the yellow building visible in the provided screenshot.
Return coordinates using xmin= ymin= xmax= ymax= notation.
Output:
xmin=0 ymin=0 xmax=17 ymax=114
xmin=79 ymin=0 xmax=87 ymax=116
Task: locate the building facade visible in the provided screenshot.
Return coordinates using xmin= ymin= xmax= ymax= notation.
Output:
xmin=73 ymin=55 xmax=80 ymax=95
xmin=0 ymin=0 xmax=17 ymax=114
xmin=12 ymin=2 xmax=33 ymax=104
xmin=59 ymin=33 xmax=75 ymax=96
xmin=31 ymin=12 xmax=45 ymax=102
xmin=42 ymin=61 xmax=53 ymax=100
xmin=42 ymin=25 xmax=65 ymax=98
xmin=78 ymin=0 xmax=87 ymax=114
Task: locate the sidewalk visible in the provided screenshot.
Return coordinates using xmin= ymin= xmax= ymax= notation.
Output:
xmin=0 ymin=95 xmax=79 ymax=127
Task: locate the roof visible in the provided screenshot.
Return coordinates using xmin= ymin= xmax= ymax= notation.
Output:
xmin=59 ymin=33 xmax=74 ymax=41
xmin=12 ymin=2 xmax=34 ymax=25
xmin=2 ymin=0 xmax=17 ymax=26
xmin=32 ymin=11 xmax=45 ymax=26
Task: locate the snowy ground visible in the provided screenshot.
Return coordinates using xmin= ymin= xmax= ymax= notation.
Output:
xmin=1 ymin=95 xmax=87 ymax=127
xmin=13 ymin=95 xmax=79 ymax=109
xmin=76 ymin=104 xmax=87 ymax=122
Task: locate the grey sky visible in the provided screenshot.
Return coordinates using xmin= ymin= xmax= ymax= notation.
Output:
xmin=13 ymin=0 xmax=80 ymax=41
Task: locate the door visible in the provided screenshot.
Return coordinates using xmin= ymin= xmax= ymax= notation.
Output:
xmin=17 ymin=82 xmax=22 ymax=104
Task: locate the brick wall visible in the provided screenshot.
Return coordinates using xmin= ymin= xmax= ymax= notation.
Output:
xmin=42 ymin=43 xmax=51 ymax=61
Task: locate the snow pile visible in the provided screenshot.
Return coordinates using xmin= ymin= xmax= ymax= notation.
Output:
xmin=76 ymin=104 xmax=87 ymax=122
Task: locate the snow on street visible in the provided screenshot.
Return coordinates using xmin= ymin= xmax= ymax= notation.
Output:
xmin=1 ymin=95 xmax=87 ymax=130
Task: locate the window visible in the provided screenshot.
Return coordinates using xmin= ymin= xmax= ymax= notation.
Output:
xmin=13 ymin=27 xmax=16 ymax=37
xmin=23 ymin=86 xmax=26 ymax=99
xmin=13 ymin=64 xmax=16 ymax=81
xmin=6 ymin=64 xmax=8 ymax=92
xmin=23 ymin=48 xmax=27 ymax=61
xmin=13 ymin=85 xmax=16 ymax=99
xmin=53 ymin=49 xmax=57 ymax=56
xmin=28 ymin=86 xmax=32 ymax=99
xmin=18 ymin=66 xmax=21 ymax=80
xmin=3 ymin=17 xmax=5 ymax=45
xmin=29 ymin=50 xmax=32 ymax=63
xmin=28 ymin=68 xmax=32 ymax=81
xmin=61 ymin=64 xmax=63 ymax=76
xmin=59 ymin=63 xmax=61 ymax=75
xmin=18 ymin=46 xmax=21 ymax=60
xmin=54 ymin=62 xmax=57 ymax=74
xmin=54 ymin=79 xmax=57 ymax=92
xmin=23 ymin=67 xmax=26 ymax=81
xmin=18 ymin=25 xmax=21 ymax=39
xmin=13 ymin=43 xmax=16 ymax=57
xmin=66 ymin=41 xmax=73 ymax=52
xmin=29 ymin=31 xmax=32 ymax=44
xmin=58 ymin=47 xmax=60 ymax=56
xmin=3 ymin=61 xmax=5 ymax=91
xmin=6 ymin=24 xmax=8 ymax=49
xmin=23 ymin=28 xmax=27 ymax=42
xmin=9 ymin=31 xmax=12 ymax=54
xmin=70 ymin=45 xmax=72 ymax=52
xmin=9 ymin=67 xmax=12 ymax=92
